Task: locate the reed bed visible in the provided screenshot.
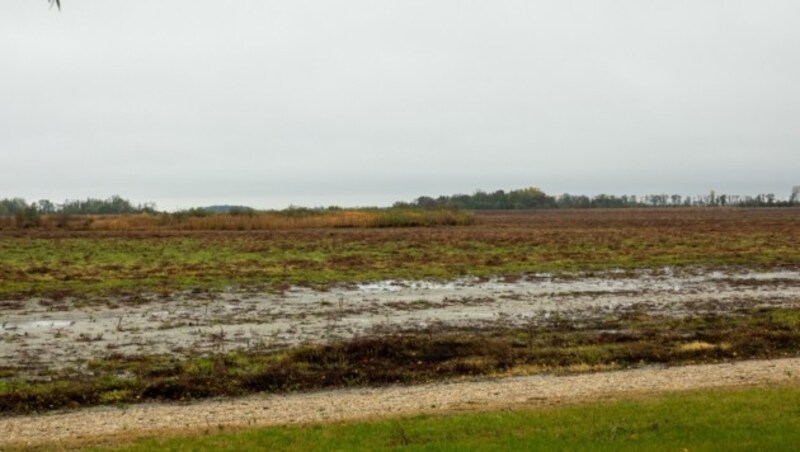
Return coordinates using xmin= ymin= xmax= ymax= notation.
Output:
xmin=0 ymin=208 xmax=475 ymax=231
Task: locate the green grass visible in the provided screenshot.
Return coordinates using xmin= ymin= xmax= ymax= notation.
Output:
xmin=1 ymin=226 xmax=798 ymax=300
xmin=102 ymin=385 xmax=800 ymax=451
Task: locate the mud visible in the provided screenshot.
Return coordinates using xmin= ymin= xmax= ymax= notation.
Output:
xmin=2 ymin=268 xmax=799 ymax=377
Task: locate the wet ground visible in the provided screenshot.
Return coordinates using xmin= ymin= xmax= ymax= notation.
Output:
xmin=2 ymin=267 xmax=800 ymax=377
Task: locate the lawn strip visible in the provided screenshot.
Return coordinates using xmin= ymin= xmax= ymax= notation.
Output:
xmin=105 ymin=384 xmax=800 ymax=452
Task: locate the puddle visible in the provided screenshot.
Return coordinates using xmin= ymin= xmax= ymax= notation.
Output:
xmin=355 ymin=280 xmax=463 ymax=292
xmin=1 ymin=320 xmax=74 ymax=331
xmin=25 ymin=320 xmax=74 ymax=329
xmin=719 ymin=271 xmax=800 ymax=280
xmin=1 ymin=267 xmax=799 ymax=375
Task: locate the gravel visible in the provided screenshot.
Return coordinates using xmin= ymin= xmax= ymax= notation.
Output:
xmin=2 ymin=357 xmax=799 ymax=449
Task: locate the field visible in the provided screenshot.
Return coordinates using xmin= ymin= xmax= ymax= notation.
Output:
xmin=1 ymin=208 xmax=800 ymax=447
xmin=2 ymin=208 xmax=798 ymax=300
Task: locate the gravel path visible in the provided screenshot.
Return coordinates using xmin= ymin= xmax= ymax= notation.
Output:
xmin=2 ymin=357 xmax=799 ymax=449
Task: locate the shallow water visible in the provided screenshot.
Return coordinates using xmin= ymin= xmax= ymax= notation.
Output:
xmin=2 ymin=268 xmax=799 ymax=375
xmin=3 ymin=320 xmax=75 ymax=331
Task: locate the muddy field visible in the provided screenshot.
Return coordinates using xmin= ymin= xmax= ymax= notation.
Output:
xmin=1 ymin=209 xmax=800 ymax=413
xmin=2 ymin=208 xmax=799 ymax=300
xmin=2 ymin=267 xmax=799 ymax=377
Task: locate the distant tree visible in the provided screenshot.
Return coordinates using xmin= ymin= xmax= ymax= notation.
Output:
xmin=555 ymin=193 xmax=587 ymax=208
xmin=0 ymin=198 xmax=29 ymax=216
xmin=48 ymin=0 xmax=60 ymax=10
xmin=414 ymin=196 xmax=437 ymax=209
xmin=229 ymin=206 xmax=256 ymax=216
xmin=37 ymin=199 xmax=56 ymax=214
xmin=399 ymin=187 xmax=798 ymax=211
xmin=507 ymin=187 xmax=554 ymax=209
xmin=451 ymin=194 xmax=472 ymax=208
xmin=15 ymin=205 xmax=40 ymax=228
xmin=472 ymin=190 xmax=490 ymax=209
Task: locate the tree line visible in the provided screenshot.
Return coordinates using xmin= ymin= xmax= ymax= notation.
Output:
xmin=394 ymin=187 xmax=800 ymax=210
xmin=0 ymin=196 xmax=156 ymax=227
xmin=2 ymin=187 xmax=797 ymax=226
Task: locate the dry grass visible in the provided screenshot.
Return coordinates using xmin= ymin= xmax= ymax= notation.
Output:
xmin=89 ymin=211 xmax=379 ymax=230
xmin=676 ymin=341 xmax=731 ymax=353
xmin=0 ymin=209 xmax=475 ymax=231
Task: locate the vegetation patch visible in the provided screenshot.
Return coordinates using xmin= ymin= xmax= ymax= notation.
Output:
xmin=0 ymin=207 xmax=475 ymax=232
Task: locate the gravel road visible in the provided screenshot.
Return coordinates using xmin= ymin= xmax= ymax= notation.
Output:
xmin=2 ymin=357 xmax=799 ymax=449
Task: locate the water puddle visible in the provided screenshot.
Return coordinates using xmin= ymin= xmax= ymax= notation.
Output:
xmin=1 ymin=319 xmax=74 ymax=331
xmin=1 ymin=267 xmax=799 ymax=374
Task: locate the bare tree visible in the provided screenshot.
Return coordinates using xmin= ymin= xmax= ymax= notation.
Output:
xmin=49 ymin=0 xmax=60 ymax=10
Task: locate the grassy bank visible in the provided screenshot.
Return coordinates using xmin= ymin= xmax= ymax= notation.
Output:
xmin=100 ymin=385 xmax=800 ymax=451
xmin=1 ymin=208 xmax=798 ymax=300
xmin=3 ymin=306 xmax=800 ymax=414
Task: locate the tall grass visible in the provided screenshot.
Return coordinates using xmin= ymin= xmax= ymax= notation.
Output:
xmin=0 ymin=208 xmax=475 ymax=231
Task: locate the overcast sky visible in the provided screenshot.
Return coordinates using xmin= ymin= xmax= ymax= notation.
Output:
xmin=2 ymin=1 xmax=798 ymax=210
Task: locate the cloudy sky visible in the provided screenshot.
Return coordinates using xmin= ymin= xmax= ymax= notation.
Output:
xmin=2 ymin=1 xmax=798 ymax=210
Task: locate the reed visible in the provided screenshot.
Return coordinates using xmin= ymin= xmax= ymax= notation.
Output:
xmin=0 ymin=208 xmax=476 ymax=231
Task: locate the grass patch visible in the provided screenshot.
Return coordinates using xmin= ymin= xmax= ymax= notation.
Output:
xmin=99 ymin=385 xmax=800 ymax=451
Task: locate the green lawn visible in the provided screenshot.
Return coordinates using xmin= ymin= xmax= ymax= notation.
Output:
xmin=104 ymin=385 xmax=800 ymax=451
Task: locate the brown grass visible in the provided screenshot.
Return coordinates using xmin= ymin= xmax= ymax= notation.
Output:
xmin=0 ymin=208 xmax=798 ymax=300
xmin=0 ymin=209 xmax=475 ymax=231
xmin=90 ymin=211 xmax=378 ymax=231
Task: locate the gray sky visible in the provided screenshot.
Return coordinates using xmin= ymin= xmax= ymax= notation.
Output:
xmin=2 ymin=1 xmax=798 ymax=210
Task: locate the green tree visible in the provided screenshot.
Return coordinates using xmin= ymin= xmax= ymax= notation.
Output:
xmin=37 ymin=199 xmax=56 ymax=214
